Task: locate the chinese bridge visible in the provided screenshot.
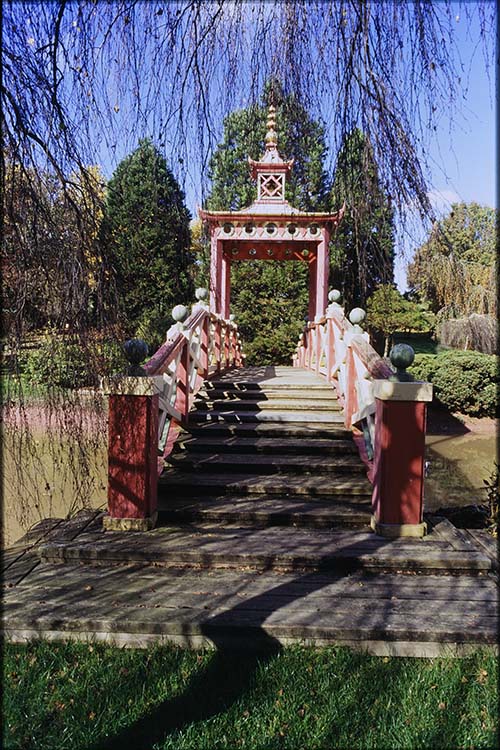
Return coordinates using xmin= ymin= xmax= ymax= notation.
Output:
xmin=3 ymin=105 xmax=496 ymax=659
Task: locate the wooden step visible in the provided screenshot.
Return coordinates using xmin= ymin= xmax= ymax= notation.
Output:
xmin=197 ymin=388 xmax=338 ymax=402
xmin=192 ymin=399 xmax=342 ymax=412
xmin=188 ymin=410 xmax=345 ymax=424
xmin=166 ymin=453 xmax=367 ymax=475
xmin=175 ymin=436 xmax=358 ymax=456
xmin=37 ymin=523 xmax=495 ymax=574
xmin=5 ymin=560 xmax=497 ymax=653
xmin=205 ymin=382 xmax=339 ymax=392
xmin=184 ymin=423 xmax=351 ymax=438
xmin=159 ymin=471 xmax=372 ymax=497
xmin=158 ymin=495 xmax=372 ymax=529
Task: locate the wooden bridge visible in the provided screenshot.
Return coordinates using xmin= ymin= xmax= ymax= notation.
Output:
xmin=2 ymin=104 xmax=497 ymax=655
xmin=2 ymin=303 xmax=497 ymax=656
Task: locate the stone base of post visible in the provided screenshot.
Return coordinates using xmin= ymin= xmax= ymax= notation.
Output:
xmin=371 ymin=380 xmax=433 ymax=539
xmin=102 ymin=377 xmax=162 ymax=532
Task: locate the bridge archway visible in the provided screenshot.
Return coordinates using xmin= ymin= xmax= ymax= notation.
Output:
xmin=200 ymin=105 xmax=344 ymax=322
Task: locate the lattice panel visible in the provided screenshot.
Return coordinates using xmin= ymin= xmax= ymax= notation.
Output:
xmin=259 ymin=173 xmax=285 ymax=199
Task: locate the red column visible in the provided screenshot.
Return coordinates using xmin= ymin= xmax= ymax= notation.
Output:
xmin=221 ymin=254 xmax=231 ymax=320
xmin=308 ymin=255 xmax=317 ymax=321
xmin=371 ymin=381 xmax=433 ymax=538
xmin=315 ymin=229 xmax=330 ymax=319
xmin=210 ymin=236 xmax=223 ymax=314
xmin=106 ymin=391 xmax=159 ymax=531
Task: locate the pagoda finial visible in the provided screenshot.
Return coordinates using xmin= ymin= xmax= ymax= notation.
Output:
xmin=265 ymin=104 xmax=278 ymax=150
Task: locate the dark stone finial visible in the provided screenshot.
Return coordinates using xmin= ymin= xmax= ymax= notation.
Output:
xmin=124 ymin=338 xmax=148 ymax=376
xmin=389 ymin=343 xmax=415 ymax=382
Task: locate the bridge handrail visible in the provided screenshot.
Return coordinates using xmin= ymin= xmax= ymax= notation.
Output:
xmin=142 ymin=305 xmax=244 ymax=462
xmin=293 ymin=299 xmax=393 ymax=459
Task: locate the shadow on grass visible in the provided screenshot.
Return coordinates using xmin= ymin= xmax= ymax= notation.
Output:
xmin=97 ymin=639 xmax=281 ymax=750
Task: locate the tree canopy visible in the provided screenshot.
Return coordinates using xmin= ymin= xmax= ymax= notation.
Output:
xmin=366 ymin=284 xmax=432 ymax=357
xmin=3 ymin=1 xmax=494 ymax=214
xmin=330 ymin=129 xmax=395 ymax=309
xmin=407 ymin=202 xmax=496 ymax=319
xmin=2 ymin=1 xmax=495 ymax=349
xmin=101 ymin=138 xmax=193 ymax=347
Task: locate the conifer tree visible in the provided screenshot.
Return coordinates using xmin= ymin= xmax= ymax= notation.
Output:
xmin=102 ymin=139 xmax=193 ymax=347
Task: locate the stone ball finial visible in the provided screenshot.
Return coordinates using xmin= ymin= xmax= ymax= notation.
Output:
xmin=328 ymin=289 xmax=341 ymax=303
xmin=123 ymin=338 xmax=148 ymax=375
xmin=349 ymin=308 xmax=366 ymax=326
xmin=390 ymin=343 xmax=415 ymax=371
xmin=195 ymin=287 xmax=208 ymax=301
xmin=172 ymin=304 xmax=189 ymax=323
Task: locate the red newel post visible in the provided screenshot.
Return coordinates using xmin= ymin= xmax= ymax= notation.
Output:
xmin=103 ymin=378 xmax=160 ymax=532
xmin=371 ymin=345 xmax=433 ymax=538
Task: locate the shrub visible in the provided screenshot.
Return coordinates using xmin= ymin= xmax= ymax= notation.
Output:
xmin=18 ymin=333 xmax=126 ymax=389
xmin=409 ymin=350 xmax=498 ymax=417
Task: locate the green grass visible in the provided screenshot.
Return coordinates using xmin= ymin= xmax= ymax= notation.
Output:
xmin=392 ymin=332 xmax=443 ymax=356
xmin=3 ymin=641 xmax=498 ymax=750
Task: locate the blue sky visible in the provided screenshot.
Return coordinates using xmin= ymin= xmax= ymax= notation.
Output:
xmin=389 ymin=6 xmax=496 ymax=291
xmin=177 ymin=4 xmax=497 ymax=292
xmin=79 ymin=1 xmax=495 ymax=293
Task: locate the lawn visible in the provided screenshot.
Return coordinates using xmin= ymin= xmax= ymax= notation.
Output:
xmin=3 ymin=641 xmax=498 ymax=750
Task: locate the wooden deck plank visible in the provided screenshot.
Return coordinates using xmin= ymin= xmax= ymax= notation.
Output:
xmin=7 ymin=578 xmax=495 ymax=616
xmin=4 ymin=606 xmax=496 ymax=643
xmin=14 ymin=563 xmax=497 ymax=598
xmin=2 ymin=552 xmax=41 ymax=587
xmin=36 ymin=524 xmax=492 ymax=572
xmin=464 ymin=530 xmax=498 ymax=568
xmin=8 ymin=567 xmax=496 ymax=610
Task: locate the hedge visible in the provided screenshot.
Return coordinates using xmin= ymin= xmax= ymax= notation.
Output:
xmin=409 ymin=350 xmax=498 ymax=417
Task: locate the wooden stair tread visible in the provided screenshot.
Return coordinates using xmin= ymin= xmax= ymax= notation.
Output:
xmin=37 ymin=524 xmax=494 ymax=573
xmin=188 ymin=410 xmax=345 ymax=423
xmin=176 ymin=436 xmax=358 ymax=454
xmin=185 ymin=422 xmax=352 ymax=437
xmin=159 ymin=471 xmax=372 ymax=495
xmin=167 ymin=453 xmax=366 ymax=473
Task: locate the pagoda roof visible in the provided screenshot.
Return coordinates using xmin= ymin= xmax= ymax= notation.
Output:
xmin=199 ymin=202 xmax=345 ymax=223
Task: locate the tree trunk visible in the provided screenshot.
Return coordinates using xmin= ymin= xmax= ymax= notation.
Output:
xmin=384 ymin=336 xmax=391 ymax=358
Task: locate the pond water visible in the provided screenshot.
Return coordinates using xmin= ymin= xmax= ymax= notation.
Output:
xmin=2 ymin=404 xmax=496 ymax=547
xmin=2 ymin=398 xmax=108 ymax=548
xmin=423 ymin=408 xmax=496 ymax=512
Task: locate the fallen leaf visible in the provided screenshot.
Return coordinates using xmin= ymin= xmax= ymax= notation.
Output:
xmin=438 ymin=702 xmax=446 ymax=710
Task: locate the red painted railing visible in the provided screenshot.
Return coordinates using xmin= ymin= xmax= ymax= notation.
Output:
xmin=102 ymin=301 xmax=244 ymax=530
xmin=143 ymin=306 xmax=244 ymax=463
xmin=293 ymin=294 xmax=432 ymax=537
xmin=293 ymin=302 xmax=392 ymax=447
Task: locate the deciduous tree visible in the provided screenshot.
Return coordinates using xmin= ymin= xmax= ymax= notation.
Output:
xmin=407 ymin=202 xmax=496 ymax=319
xmin=330 ymin=129 xmax=395 ymax=309
xmin=366 ymin=284 xmax=431 ymax=357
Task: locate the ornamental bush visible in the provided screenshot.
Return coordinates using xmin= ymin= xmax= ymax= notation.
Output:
xmin=18 ymin=333 xmax=126 ymax=389
xmin=409 ymin=350 xmax=498 ymax=417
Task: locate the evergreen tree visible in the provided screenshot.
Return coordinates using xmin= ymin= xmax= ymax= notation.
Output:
xmin=330 ymin=129 xmax=395 ymax=310
xmin=102 ymin=139 xmax=193 ymax=348
xmin=205 ymin=88 xmax=330 ymax=365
